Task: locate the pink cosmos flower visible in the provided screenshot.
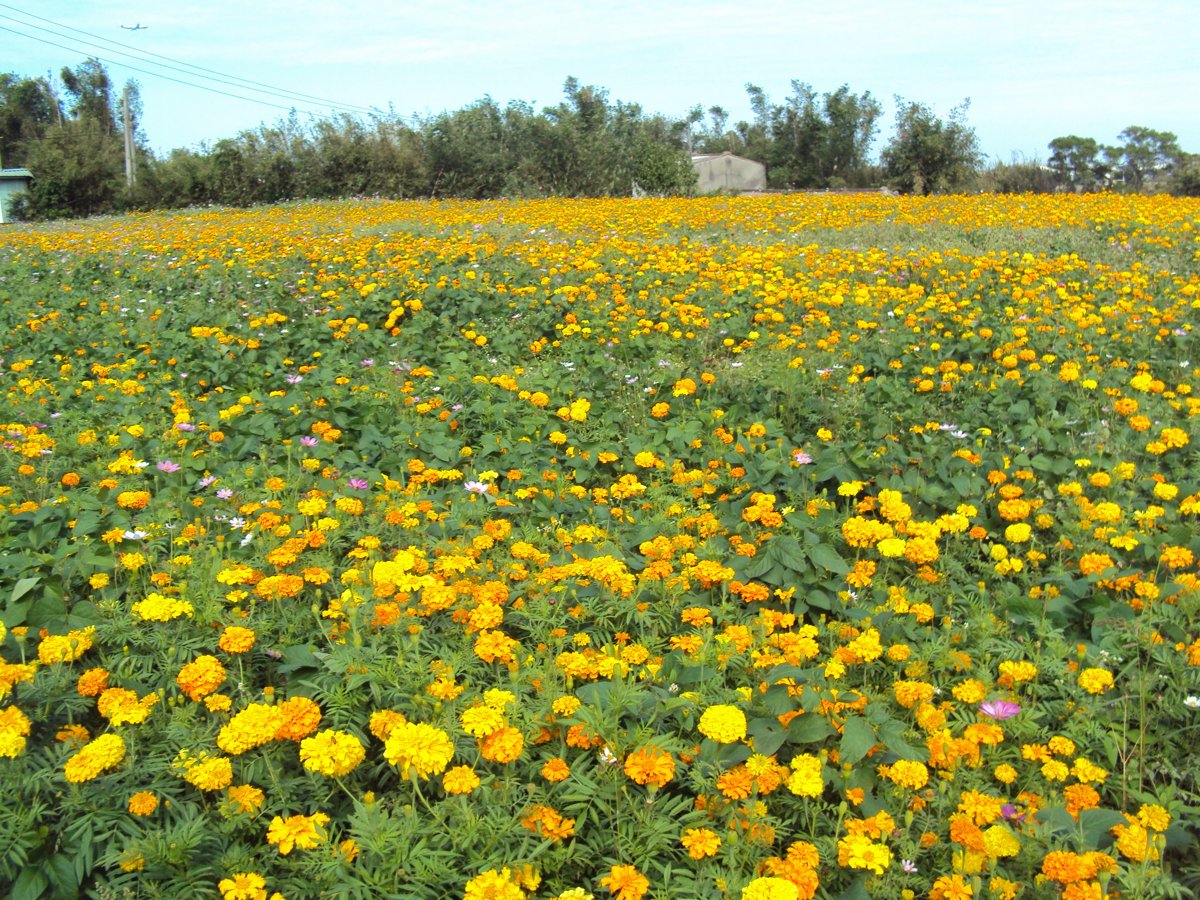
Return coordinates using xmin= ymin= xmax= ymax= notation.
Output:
xmin=978 ymin=699 xmax=1021 ymax=720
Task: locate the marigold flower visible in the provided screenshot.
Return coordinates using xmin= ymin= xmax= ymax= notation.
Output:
xmin=128 ymin=791 xmax=159 ymax=816
xmin=265 ymin=812 xmax=329 ymax=855
xmin=384 ymin=721 xmax=454 ymax=779
xmin=177 ymin=655 xmax=227 ymax=701
xmin=225 ymin=783 xmax=265 ymax=815
xmin=218 ymin=872 xmax=268 ymax=900
xmin=787 ymin=753 xmax=824 ymax=797
xmin=479 ymin=725 xmax=524 ymax=763
xmin=1077 ymin=667 xmax=1114 ymax=694
xmin=599 ymin=864 xmax=648 ymax=900
xmin=442 ymin=765 xmax=480 ymax=795
xmin=622 ymin=745 xmax=675 ymax=788
xmin=218 ymin=703 xmax=284 ymax=755
xmin=463 ymin=868 xmax=527 ymax=900
xmin=218 ymin=626 xmax=256 ymax=654
xmin=64 ymin=732 xmax=126 ymax=782
xmin=740 ymin=878 xmax=799 ymax=900
xmin=698 ymin=704 xmax=746 ymax=744
xmin=681 ymin=827 xmax=721 ymax=860
xmin=275 ymin=696 xmax=322 ymax=740
xmin=38 ymin=627 xmax=95 ymax=664
xmin=300 ymin=729 xmax=366 ymax=777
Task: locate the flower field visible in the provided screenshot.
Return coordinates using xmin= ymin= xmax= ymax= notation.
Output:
xmin=1 ymin=193 xmax=1199 ymax=899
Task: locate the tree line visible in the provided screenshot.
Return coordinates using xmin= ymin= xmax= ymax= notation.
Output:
xmin=1 ymin=59 xmax=1197 ymax=221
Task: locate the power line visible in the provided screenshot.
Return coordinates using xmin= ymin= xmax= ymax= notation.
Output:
xmin=0 ymin=10 xmax=381 ymax=117
xmin=0 ymin=2 xmax=386 ymax=116
xmin=1 ymin=23 xmax=341 ymax=117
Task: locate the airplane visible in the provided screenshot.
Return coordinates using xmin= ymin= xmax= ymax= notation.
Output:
xmin=121 ymin=23 xmax=147 ymax=31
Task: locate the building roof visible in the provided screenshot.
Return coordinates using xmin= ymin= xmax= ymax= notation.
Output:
xmin=0 ymin=168 xmax=34 ymax=180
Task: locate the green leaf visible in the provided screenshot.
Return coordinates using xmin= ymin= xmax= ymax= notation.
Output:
xmin=10 ymin=576 xmax=39 ymax=604
xmin=276 ymin=644 xmax=322 ymax=674
xmin=1079 ymin=808 xmax=1126 ymax=849
xmin=807 ymin=543 xmax=849 ymax=575
xmin=1034 ymin=805 xmax=1076 ymax=836
xmin=746 ymin=716 xmax=786 ymax=757
xmin=11 ymin=866 xmax=48 ymax=900
xmin=839 ymin=716 xmax=876 ymax=765
xmin=786 ymin=714 xmax=833 ymax=744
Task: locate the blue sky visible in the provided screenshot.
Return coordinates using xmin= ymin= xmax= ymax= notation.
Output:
xmin=4 ymin=0 xmax=1197 ymax=162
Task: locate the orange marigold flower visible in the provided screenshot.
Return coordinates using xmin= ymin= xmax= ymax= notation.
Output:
xmin=623 ymin=745 xmax=675 ymax=788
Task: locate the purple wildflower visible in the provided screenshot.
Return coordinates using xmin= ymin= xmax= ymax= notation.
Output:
xmin=156 ymin=460 xmax=181 ymax=473
xmin=216 ymin=488 xmax=234 ymax=500
xmin=175 ymin=422 xmax=196 ymax=432
xmin=347 ymin=478 xmax=369 ymax=490
xmin=464 ymin=481 xmax=490 ymax=494
xmin=793 ymin=450 xmax=814 ymax=465
xmin=300 ymin=435 xmax=319 ymax=447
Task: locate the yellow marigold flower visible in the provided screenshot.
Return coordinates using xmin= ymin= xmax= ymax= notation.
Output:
xmin=464 ymin=868 xmax=526 ymax=900
xmin=786 ymin=753 xmax=824 ymax=797
xmin=265 ymin=811 xmax=329 ymax=855
xmin=218 ymin=872 xmax=268 ymax=900
xmin=64 ymin=732 xmax=126 ymax=782
xmin=681 ymin=827 xmax=721 ymax=860
xmin=982 ymin=825 xmax=1021 ymax=859
xmin=929 ymin=874 xmax=973 ymax=899
xmin=883 ymin=759 xmax=929 ymax=790
xmin=1160 ymin=545 xmax=1194 ymax=569
xmin=1077 ymin=668 xmax=1114 ymax=694
xmin=217 ymin=703 xmax=284 ymax=755
xmin=599 ymin=864 xmax=648 ymax=900
xmin=369 ymin=709 xmax=408 ymax=741
xmin=442 ymin=765 xmax=480 ymax=795
xmin=38 ymin=627 xmax=95 ymax=664
xmin=541 ymin=758 xmax=570 ymax=782
xmin=131 ymin=593 xmax=194 ymax=622
xmin=549 ymin=696 xmax=578 ymax=720
xmin=177 ymin=655 xmax=227 ymax=701
xmin=876 ymin=537 xmax=907 ymax=558
xmin=218 ymin=626 xmax=256 ymax=654
xmin=127 ymin=791 xmax=158 ymax=816
xmin=97 ymin=686 xmax=159 ymax=725
xmin=741 ymin=877 xmax=799 ymax=900
xmin=837 ymin=833 xmax=891 ymax=875
xmin=225 ymin=783 xmax=265 ymax=815
xmin=185 ymin=755 xmax=234 ymax=792
xmin=384 ymin=721 xmax=454 ymax=779
xmin=299 ymin=729 xmax=366 ymax=777
xmin=460 ymin=705 xmax=505 ymax=737
xmin=698 ymin=704 xmax=746 ymax=744
xmin=1131 ymin=803 xmax=1168 ymax=831
xmin=116 ymin=489 xmax=151 ymax=510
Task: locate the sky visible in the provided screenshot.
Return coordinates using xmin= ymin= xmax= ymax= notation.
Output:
xmin=3 ymin=0 xmax=1198 ymax=163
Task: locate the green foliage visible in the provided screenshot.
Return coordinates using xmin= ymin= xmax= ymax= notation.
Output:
xmin=881 ymin=97 xmax=982 ymax=194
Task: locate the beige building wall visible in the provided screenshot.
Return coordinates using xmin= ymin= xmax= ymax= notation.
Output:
xmin=691 ymin=152 xmax=766 ymax=194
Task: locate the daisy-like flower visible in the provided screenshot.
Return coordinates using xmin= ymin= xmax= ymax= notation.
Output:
xmin=978 ymin=699 xmax=1021 ymax=720
xmin=464 ymin=481 xmax=490 ymax=494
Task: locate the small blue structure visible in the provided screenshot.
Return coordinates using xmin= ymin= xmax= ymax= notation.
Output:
xmin=0 ymin=168 xmax=34 ymax=223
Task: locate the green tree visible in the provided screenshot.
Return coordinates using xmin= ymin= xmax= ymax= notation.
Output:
xmin=0 ymin=73 xmax=60 ymax=167
xmin=1115 ymin=126 xmax=1181 ymax=192
xmin=881 ymin=98 xmax=981 ymax=194
xmin=1047 ymin=135 xmax=1103 ymax=191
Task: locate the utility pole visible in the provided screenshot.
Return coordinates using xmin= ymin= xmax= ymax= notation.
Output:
xmin=122 ymin=84 xmax=136 ymax=187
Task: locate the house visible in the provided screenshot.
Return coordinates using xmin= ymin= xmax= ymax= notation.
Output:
xmin=690 ymin=152 xmax=766 ymax=194
xmin=0 ymin=168 xmax=34 ymax=223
